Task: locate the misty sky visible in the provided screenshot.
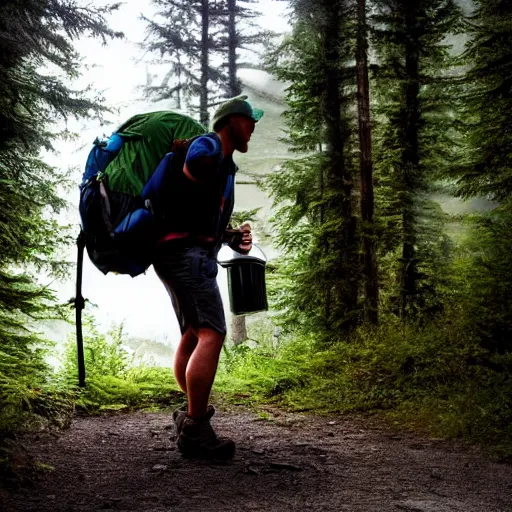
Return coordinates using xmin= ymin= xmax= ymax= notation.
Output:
xmin=74 ymin=0 xmax=290 ymax=108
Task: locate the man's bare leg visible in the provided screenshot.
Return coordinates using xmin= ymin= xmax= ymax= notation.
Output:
xmin=173 ymin=326 xmax=198 ymax=394
xmin=185 ymin=327 xmax=225 ymax=418
xmin=176 ymin=327 xmax=234 ymax=459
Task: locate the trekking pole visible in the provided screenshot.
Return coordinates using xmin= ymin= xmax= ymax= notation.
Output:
xmin=75 ymin=231 xmax=87 ymax=387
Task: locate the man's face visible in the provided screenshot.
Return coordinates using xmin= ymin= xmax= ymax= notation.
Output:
xmin=228 ymin=115 xmax=256 ymax=153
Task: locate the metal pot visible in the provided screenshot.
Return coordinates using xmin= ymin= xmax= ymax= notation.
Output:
xmin=217 ymin=243 xmax=268 ymax=315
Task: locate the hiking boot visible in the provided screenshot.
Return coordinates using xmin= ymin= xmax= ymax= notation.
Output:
xmin=172 ymin=405 xmax=214 ymax=437
xmin=177 ymin=407 xmax=235 ymax=460
xmin=172 ymin=409 xmax=187 ymax=437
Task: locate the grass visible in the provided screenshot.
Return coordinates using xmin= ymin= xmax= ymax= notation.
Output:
xmin=70 ymin=368 xmax=183 ymax=414
xmin=215 ymin=315 xmax=512 ymax=459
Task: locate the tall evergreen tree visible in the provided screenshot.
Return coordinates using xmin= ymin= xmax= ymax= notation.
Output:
xmin=356 ymin=0 xmax=378 ymax=324
xmin=372 ymin=0 xmax=461 ymax=318
xmin=454 ymin=0 xmax=512 ymax=201
xmin=226 ymin=0 xmax=244 ymax=96
xmin=142 ymin=0 xmax=196 ymax=109
xmin=143 ymin=0 xmax=268 ymax=121
xmin=211 ymin=0 xmax=271 ymax=97
xmin=0 ymin=1 xmax=120 ymax=422
xmin=320 ymin=0 xmax=359 ymax=326
xmin=216 ymin=0 xmax=264 ymax=344
xmin=143 ymin=0 xmax=225 ymax=123
xmin=200 ymin=0 xmax=210 ymax=125
xmin=451 ymin=0 xmax=512 ymax=354
xmin=265 ymin=0 xmax=360 ymax=332
xmin=264 ymin=19 xmax=330 ymax=329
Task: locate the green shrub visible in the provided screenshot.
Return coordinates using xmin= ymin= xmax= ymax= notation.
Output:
xmin=60 ymin=317 xmax=181 ymax=413
xmin=216 ymin=315 xmax=512 ymax=456
xmin=61 ymin=319 xmax=132 ymax=381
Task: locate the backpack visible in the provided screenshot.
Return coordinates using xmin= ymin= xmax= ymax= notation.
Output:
xmin=79 ymin=111 xmax=206 ymax=277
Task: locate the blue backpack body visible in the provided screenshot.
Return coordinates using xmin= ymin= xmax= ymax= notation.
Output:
xmin=82 ymin=134 xmax=123 ymax=186
xmin=79 ymin=123 xmax=205 ymax=277
xmin=79 ymin=133 xmax=155 ymax=277
xmin=79 ymin=135 xmax=183 ymax=277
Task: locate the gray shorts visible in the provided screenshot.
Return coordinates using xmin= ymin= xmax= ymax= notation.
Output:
xmin=153 ymin=243 xmax=226 ymax=335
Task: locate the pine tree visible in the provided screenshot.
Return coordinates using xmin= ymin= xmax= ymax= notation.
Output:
xmin=143 ymin=0 xmax=271 ymax=121
xmin=265 ymin=18 xmax=332 ymax=330
xmin=142 ymin=0 xmax=224 ymax=124
xmin=356 ymin=0 xmax=378 ymax=324
xmin=200 ymin=0 xmax=210 ymax=125
xmin=141 ymin=1 xmax=196 ymax=109
xmin=320 ymin=0 xmax=359 ymax=327
xmin=265 ymin=0 xmax=360 ymax=332
xmin=226 ymin=0 xmax=244 ymax=96
xmin=452 ymin=0 xmax=512 ymax=354
xmin=211 ymin=0 xmax=272 ymax=97
xmin=0 ymin=0 xmax=120 ymax=425
xmin=454 ymin=0 xmax=512 ymax=201
xmin=372 ymin=0 xmax=462 ymax=318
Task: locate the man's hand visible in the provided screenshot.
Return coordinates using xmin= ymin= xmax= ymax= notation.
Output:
xmin=225 ymin=223 xmax=253 ymax=254
xmin=237 ymin=222 xmax=253 ymax=254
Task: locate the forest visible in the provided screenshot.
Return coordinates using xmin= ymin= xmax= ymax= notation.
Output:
xmin=1 ymin=0 xmax=512 ymax=487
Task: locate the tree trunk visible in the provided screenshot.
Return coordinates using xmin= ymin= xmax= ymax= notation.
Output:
xmin=176 ymin=60 xmax=182 ymax=110
xmin=176 ymin=85 xmax=182 ymax=110
xmin=227 ymin=0 xmax=241 ymax=96
xmin=231 ymin=314 xmax=248 ymax=345
xmin=200 ymin=0 xmax=210 ymax=126
xmin=319 ymin=141 xmax=332 ymax=327
xmin=322 ymin=0 xmax=358 ymax=326
xmin=356 ymin=0 xmax=378 ymax=324
xmin=401 ymin=4 xmax=421 ymax=319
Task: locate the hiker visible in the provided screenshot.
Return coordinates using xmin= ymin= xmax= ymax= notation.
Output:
xmin=152 ymin=96 xmax=264 ymax=460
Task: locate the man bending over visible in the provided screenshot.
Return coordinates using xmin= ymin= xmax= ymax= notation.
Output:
xmin=153 ymin=96 xmax=263 ymax=460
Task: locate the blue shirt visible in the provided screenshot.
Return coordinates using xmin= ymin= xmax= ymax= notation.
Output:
xmin=159 ymin=133 xmax=237 ymax=247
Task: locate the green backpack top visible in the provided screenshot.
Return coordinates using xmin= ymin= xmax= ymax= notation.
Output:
xmin=104 ymin=111 xmax=206 ymax=196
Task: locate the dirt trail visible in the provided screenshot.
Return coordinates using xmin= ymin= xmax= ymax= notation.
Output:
xmin=2 ymin=407 xmax=511 ymax=512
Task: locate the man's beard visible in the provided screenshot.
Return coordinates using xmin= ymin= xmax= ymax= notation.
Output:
xmin=228 ymin=123 xmax=249 ymax=153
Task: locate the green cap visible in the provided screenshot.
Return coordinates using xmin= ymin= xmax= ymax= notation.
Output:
xmin=212 ymin=95 xmax=264 ymax=131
